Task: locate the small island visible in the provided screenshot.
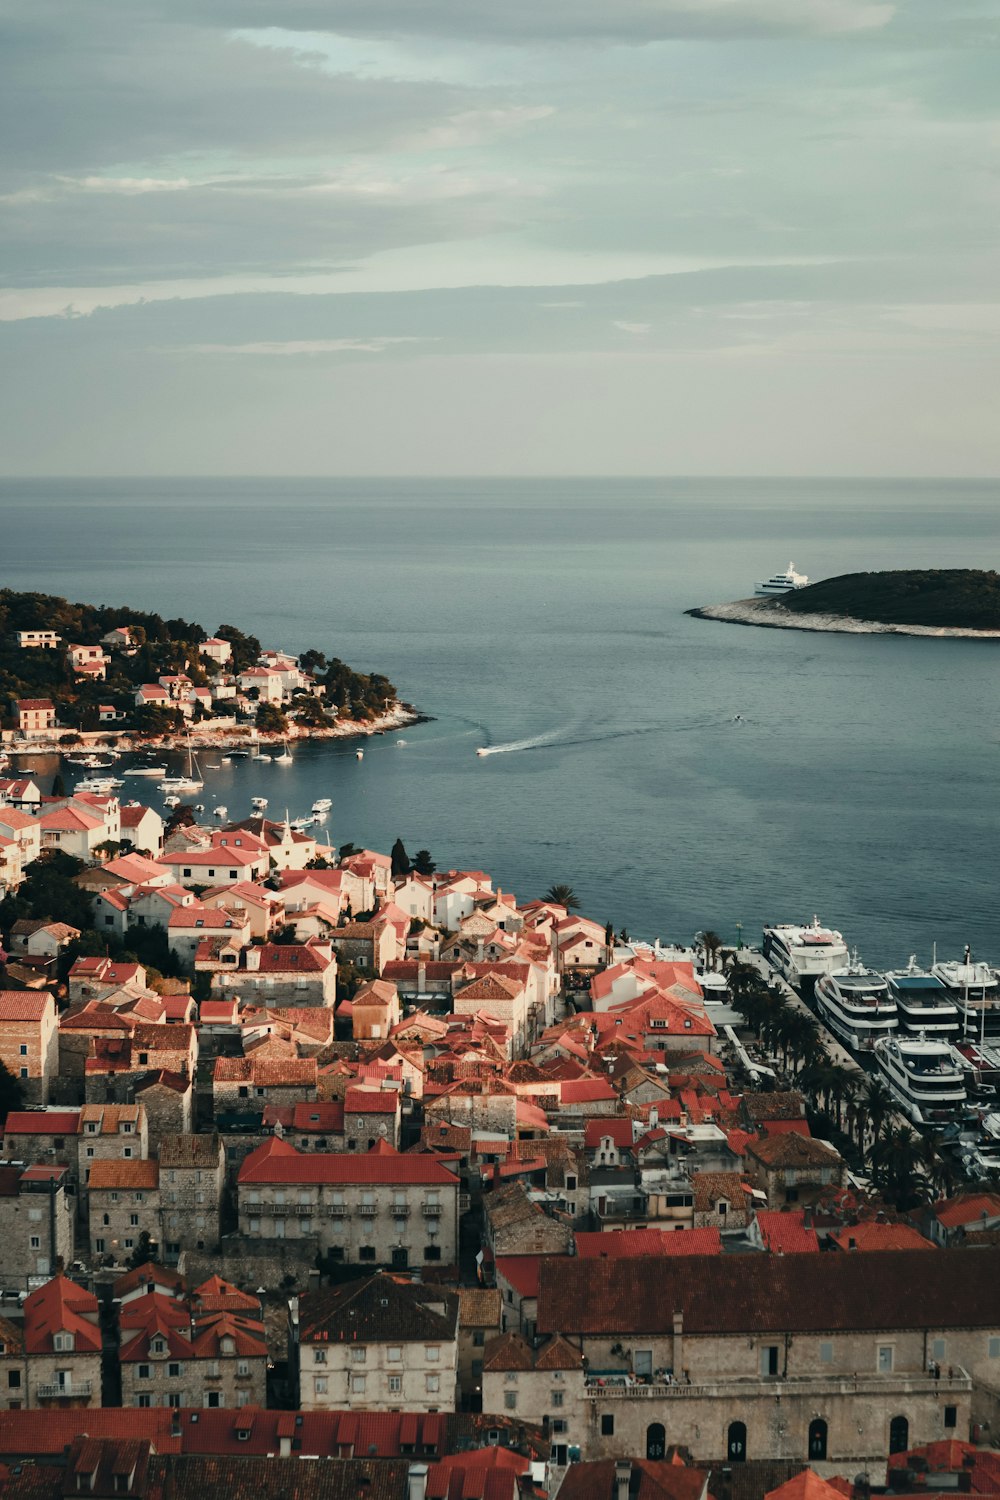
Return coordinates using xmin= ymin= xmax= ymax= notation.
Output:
xmin=0 ymin=588 xmax=418 ymax=751
xmin=688 ymin=569 xmax=1000 ymax=639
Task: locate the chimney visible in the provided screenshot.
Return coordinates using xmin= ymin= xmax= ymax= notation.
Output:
xmin=615 ymin=1460 xmax=631 ymax=1500
xmin=408 ymin=1463 xmax=429 ymax=1500
xmin=672 ymin=1310 xmax=684 ymax=1374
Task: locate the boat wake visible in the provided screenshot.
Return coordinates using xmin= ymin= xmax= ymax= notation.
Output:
xmin=477 ymin=712 xmax=729 ymax=759
xmin=476 ymin=727 xmax=568 ymax=757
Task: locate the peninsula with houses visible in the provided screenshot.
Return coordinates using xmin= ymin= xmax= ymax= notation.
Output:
xmin=689 ymin=569 xmax=1000 ymax=638
xmin=0 ymin=588 xmax=417 ymax=752
xmin=0 ymin=742 xmax=999 ymax=1500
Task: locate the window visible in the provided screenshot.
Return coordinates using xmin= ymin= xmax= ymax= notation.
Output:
xmin=168 ymin=1362 xmax=182 ymax=1378
xmin=137 ymin=1394 xmax=151 ymax=1408
xmin=152 ymin=1339 xmax=165 ymax=1356
xmin=29 ymin=1236 xmax=40 ymax=1250
xmin=473 ymin=1331 xmax=485 ymax=1347
xmin=85 ymin=1147 xmax=95 ymax=1160
xmin=123 ymin=1148 xmax=133 ymax=1159
xmin=168 ymin=1393 xmax=181 ymax=1408
xmin=761 ymin=1346 xmax=780 ymax=1377
xmin=237 ymin=1360 xmax=249 ymax=1377
xmin=552 ymin=1420 xmax=567 ymax=1435
xmin=504 ymin=1392 xmax=517 ymax=1410
xmin=819 ymin=1341 xmax=833 ymax=1364
xmin=990 ymin=1337 xmax=1000 ymax=1359
xmin=53 ymin=1333 xmax=74 ymax=1352
xmin=552 ymin=1391 xmax=564 ymax=1407
xmin=426 ymin=1374 xmax=440 ymax=1394
xmin=359 ymin=1247 xmax=376 ymax=1261
xmin=138 ymin=1364 xmax=151 ymax=1380
xmin=932 ymin=1338 xmax=946 ymax=1361
xmin=351 ymin=1375 xmax=367 ymax=1394
xmin=18 ymin=1045 xmax=27 ymax=1056
xmin=944 ymin=1406 xmax=958 ymax=1430
xmin=601 ymin=1415 xmax=614 ymax=1436
xmin=878 ymin=1345 xmax=894 ymax=1374
xmin=19 ymin=1068 xmax=27 ymax=1080
xmin=314 ymin=1350 xmax=327 ymax=1365
xmin=389 ymin=1375 xmax=402 ymax=1393
xmin=315 ymin=1377 xmax=328 ymax=1395
xmin=130 ymin=1214 xmax=139 ymax=1227
xmin=350 ymin=1347 xmax=366 ymax=1363
xmin=425 ymin=1345 xmax=440 ymax=1362
xmin=95 ymin=1238 xmax=105 ymax=1253
xmin=7 ymin=1371 xmax=21 ymax=1388
xmin=205 ymin=1392 xmax=221 ymax=1408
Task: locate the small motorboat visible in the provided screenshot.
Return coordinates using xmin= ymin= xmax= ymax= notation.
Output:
xmin=291 ymin=814 xmax=315 ymax=831
xmin=476 ymin=748 xmax=487 ymax=757
xmin=213 ymin=805 xmax=228 ymax=819
xmin=312 ymin=798 xmax=332 ymax=813
xmin=356 ymin=749 xmax=364 ymax=760
xmin=164 ymin=794 xmax=180 ymax=808
xmin=396 ymin=739 xmax=407 ymax=747
xmin=127 ymin=765 xmax=168 ymax=777
xmin=251 ymin=796 xmax=268 ymax=812
xmin=221 ymin=756 xmax=232 ymax=764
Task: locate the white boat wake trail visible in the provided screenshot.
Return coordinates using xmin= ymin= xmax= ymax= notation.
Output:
xmin=477 ymin=727 xmax=568 ymax=757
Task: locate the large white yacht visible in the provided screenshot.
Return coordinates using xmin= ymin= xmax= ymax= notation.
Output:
xmin=885 ymin=957 xmax=960 ymax=1039
xmin=754 ymin=562 xmax=808 ymax=597
xmin=814 ymin=956 xmax=897 ymax=1052
xmin=931 ymin=954 xmax=1000 ymax=1041
xmin=873 ymin=1034 xmax=967 ymax=1126
xmin=762 ymin=917 xmax=849 ymax=988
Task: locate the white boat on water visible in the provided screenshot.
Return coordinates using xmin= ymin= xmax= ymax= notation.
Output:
xmin=931 ymin=952 xmax=1000 ymax=1041
xmin=814 ymin=955 xmax=897 ymax=1052
xmin=213 ymin=805 xmax=228 ymax=819
xmin=356 ymin=749 xmax=364 ymax=760
xmin=885 ymin=956 xmax=960 ymax=1040
xmin=312 ymin=798 xmax=332 ymax=813
xmin=158 ymin=737 xmax=204 ymax=796
xmin=77 ymin=776 xmax=120 ymax=793
xmin=251 ymin=796 xmax=268 ymax=812
xmin=291 ymin=814 xmax=315 ymax=831
xmin=762 ymin=916 xmax=849 ymax=988
xmin=755 ymin=562 xmax=809 ymax=597
xmin=873 ymin=1033 xmax=967 ymax=1126
xmin=127 ymin=765 xmax=168 ymax=777
xmin=163 ymin=794 xmax=180 ymax=808
xmin=273 ymin=742 xmax=293 ymax=765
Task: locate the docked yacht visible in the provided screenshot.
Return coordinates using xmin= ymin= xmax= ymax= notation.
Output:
xmin=312 ymin=798 xmax=332 ymax=814
xmin=931 ymin=954 xmax=1000 ymax=1041
xmin=127 ymin=764 xmax=168 ymax=778
xmin=885 ymin=957 xmax=960 ymax=1039
xmin=814 ymin=956 xmax=897 ymax=1052
xmin=873 ymin=1034 xmax=967 ymax=1126
xmin=762 ymin=917 xmax=849 ymax=988
xmin=754 ymin=562 xmax=808 ymax=597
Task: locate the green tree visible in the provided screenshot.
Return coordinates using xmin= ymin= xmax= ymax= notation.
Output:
xmin=0 ymin=1059 xmax=26 ymax=1122
xmin=127 ymin=1230 xmax=156 ymax=1269
xmin=256 ymin=702 xmax=287 ymax=734
xmin=51 ymin=773 xmax=66 ymax=798
xmin=697 ymin=930 xmax=724 ymax=971
xmin=390 ymin=838 xmax=411 ymax=878
xmin=545 ymin=884 xmax=579 ymax=910
xmin=411 ymin=849 xmax=436 ymax=876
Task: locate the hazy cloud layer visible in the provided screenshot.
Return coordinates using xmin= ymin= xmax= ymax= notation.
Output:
xmin=1 ymin=0 xmax=998 ymax=473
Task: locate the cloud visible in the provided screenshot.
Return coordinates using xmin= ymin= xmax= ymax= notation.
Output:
xmin=613 ymin=320 xmax=652 ymax=334
xmin=175 ymin=336 xmax=429 ymax=354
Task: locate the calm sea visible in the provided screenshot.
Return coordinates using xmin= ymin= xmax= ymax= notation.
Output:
xmin=1 ymin=476 xmax=998 ymax=967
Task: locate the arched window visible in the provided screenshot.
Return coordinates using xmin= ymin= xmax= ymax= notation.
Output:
xmin=808 ymin=1419 xmax=828 ymax=1461
xmin=646 ymin=1423 xmax=666 ymax=1460
xmin=889 ymin=1416 xmax=909 ymax=1455
xmin=727 ymin=1422 xmax=747 ymax=1462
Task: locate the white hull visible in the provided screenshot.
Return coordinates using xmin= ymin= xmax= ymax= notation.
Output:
xmin=814 ymin=986 xmax=897 ymax=1053
xmin=873 ymin=1038 xmax=967 ymax=1126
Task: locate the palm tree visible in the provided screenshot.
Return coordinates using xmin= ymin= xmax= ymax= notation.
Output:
xmin=545 ymin=884 xmax=579 ymax=911
xmin=860 ymin=1078 xmax=894 ymax=1154
xmin=697 ymin=930 xmax=724 ymax=972
xmin=870 ymin=1125 xmax=926 ymax=1210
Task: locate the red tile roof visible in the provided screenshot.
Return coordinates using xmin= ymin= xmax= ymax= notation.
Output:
xmin=0 ymin=991 xmax=53 ymax=1021
xmin=754 ymin=1211 xmax=821 ymax=1254
xmin=574 ymin=1228 xmax=723 ymax=1259
xmin=23 ymin=1275 xmax=101 ymax=1355
xmin=829 ymin=1222 xmax=934 ymax=1252
xmin=3 ymin=1109 xmax=80 ymax=1136
xmin=238 ymin=1138 xmax=458 ymax=1186
xmin=345 ymin=1087 xmax=398 ymax=1115
xmin=934 ymin=1192 xmax=1000 ymax=1228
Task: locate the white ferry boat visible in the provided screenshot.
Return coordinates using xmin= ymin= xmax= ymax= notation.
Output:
xmin=762 ymin=917 xmax=849 ymax=988
xmin=931 ymin=954 xmax=1000 ymax=1041
xmin=814 ymin=956 xmax=897 ymax=1052
xmin=884 ymin=957 xmax=960 ymax=1039
xmin=754 ymin=562 xmax=808 ymax=597
xmin=873 ymin=1034 xmax=967 ymax=1126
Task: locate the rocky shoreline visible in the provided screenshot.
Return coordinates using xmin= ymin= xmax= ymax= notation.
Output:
xmin=4 ymin=702 xmax=427 ymax=758
xmin=687 ymin=598 xmax=1000 ymax=640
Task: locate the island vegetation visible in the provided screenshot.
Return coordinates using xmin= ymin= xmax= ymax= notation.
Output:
xmin=0 ymin=588 xmax=399 ymax=736
xmin=780 ymin=569 xmax=1000 ymax=631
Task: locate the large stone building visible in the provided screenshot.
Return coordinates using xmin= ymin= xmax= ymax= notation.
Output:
xmin=0 ymin=1165 xmax=74 ymax=1287
xmin=158 ymin=1133 xmax=226 ymax=1259
xmin=293 ymin=1273 xmax=459 ymax=1412
xmin=87 ymin=1158 xmax=160 ymax=1262
xmin=0 ymin=1275 xmax=102 ymax=1409
xmin=532 ymin=1249 xmax=1000 ymax=1466
xmin=237 ymin=1139 xmax=460 ymax=1269
xmin=0 ymin=990 xmax=58 ymax=1105
xmin=118 ymin=1272 xmax=267 ymax=1410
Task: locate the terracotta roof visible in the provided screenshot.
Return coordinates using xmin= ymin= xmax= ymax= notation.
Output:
xmin=493 ymin=1256 xmax=548 ymax=1300
xmin=458 ymin=1287 xmax=502 ymax=1328
xmin=766 ymin=1472 xmax=848 ymax=1500
xmin=754 ymin=1211 xmax=821 ymax=1254
xmin=558 ymin=1459 xmax=708 ymax=1500
xmin=239 ymin=1137 xmax=457 ymax=1186
xmin=537 ymin=1246 xmax=1000 ymax=1336
xmin=482 ymin=1331 xmax=532 ymax=1371
xmin=3 ymin=1109 xmax=80 ymax=1135
xmin=87 ymin=1158 xmax=159 ymax=1190
xmin=742 ymin=1092 xmax=807 ymax=1122
xmin=575 ymin=1228 xmax=723 ymax=1259
xmin=158 ymin=1133 xmax=222 ymax=1169
xmin=934 ymin=1192 xmax=1000 ymax=1228
xmin=747 ymin=1134 xmax=842 ymax=1169
xmin=23 ymin=1275 xmax=101 ymax=1355
xmin=345 ymin=1087 xmax=398 ymax=1114
xmin=692 ymin=1171 xmax=752 ymax=1213
xmin=0 ymin=991 xmax=53 ymax=1021
xmin=300 ymin=1274 xmax=458 ymax=1344
xmin=829 ymin=1221 xmax=934 ymax=1252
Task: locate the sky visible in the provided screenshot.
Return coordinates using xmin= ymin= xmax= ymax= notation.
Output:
xmin=2 ymin=0 xmax=999 ymax=476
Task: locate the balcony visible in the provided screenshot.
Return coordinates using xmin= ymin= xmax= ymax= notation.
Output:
xmin=290 ymin=1203 xmax=317 ymax=1215
xmin=391 ymin=1204 xmax=411 ymax=1217
xmin=583 ymin=1369 xmax=972 ymax=1402
xmin=357 ymin=1204 xmax=378 ymax=1216
xmin=422 ymin=1203 xmax=442 ymax=1217
xmin=36 ymin=1380 xmax=93 ymax=1399
xmin=328 ymin=1204 xmax=347 ymax=1217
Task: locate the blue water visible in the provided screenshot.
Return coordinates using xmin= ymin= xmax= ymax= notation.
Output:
xmin=1 ymin=476 xmax=998 ymax=967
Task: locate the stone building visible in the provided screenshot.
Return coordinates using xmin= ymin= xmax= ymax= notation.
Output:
xmin=0 ymin=1275 xmax=102 ymax=1408
xmin=351 ymin=979 xmax=402 ymax=1041
xmin=0 ymin=990 xmax=58 ymax=1105
xmin=293 ymin=1272 xmax=459 ymax=1412
xmin=0 ymin=1165 xmax=74 ymax=1287
xmin=343 ymin=1086 xmax=401 ymax=1152
xmin=119 ymin=1275 xmax=267 ymax=1410
xmin=238 ymin=1138 xmax=460 ymax=1269
xmin=158 ymin=1133 xmax=225 ymax=1260
xmin=78 ymin=1103 xmax=149 ymax=1206
xmin=457 ymin=1286 xmax=503 ymax=1408
xmin=212 ymin=1054 xmax=318 ymax=1115
xmin=134 ymin=1071 xmax=194 ymax=1150
xmin=210 ymin=941 xmax=337 ymax=1007
xmin=482 ymin=1332 xmax=586 ymax=1467
xmin=744 ymin=1134 xmax=845 ymax=1209
xmin=533 ymin=1249 xmax=1000 ymax=1466
xmin=88 ymin=1158 xmax=160 ymax=1262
